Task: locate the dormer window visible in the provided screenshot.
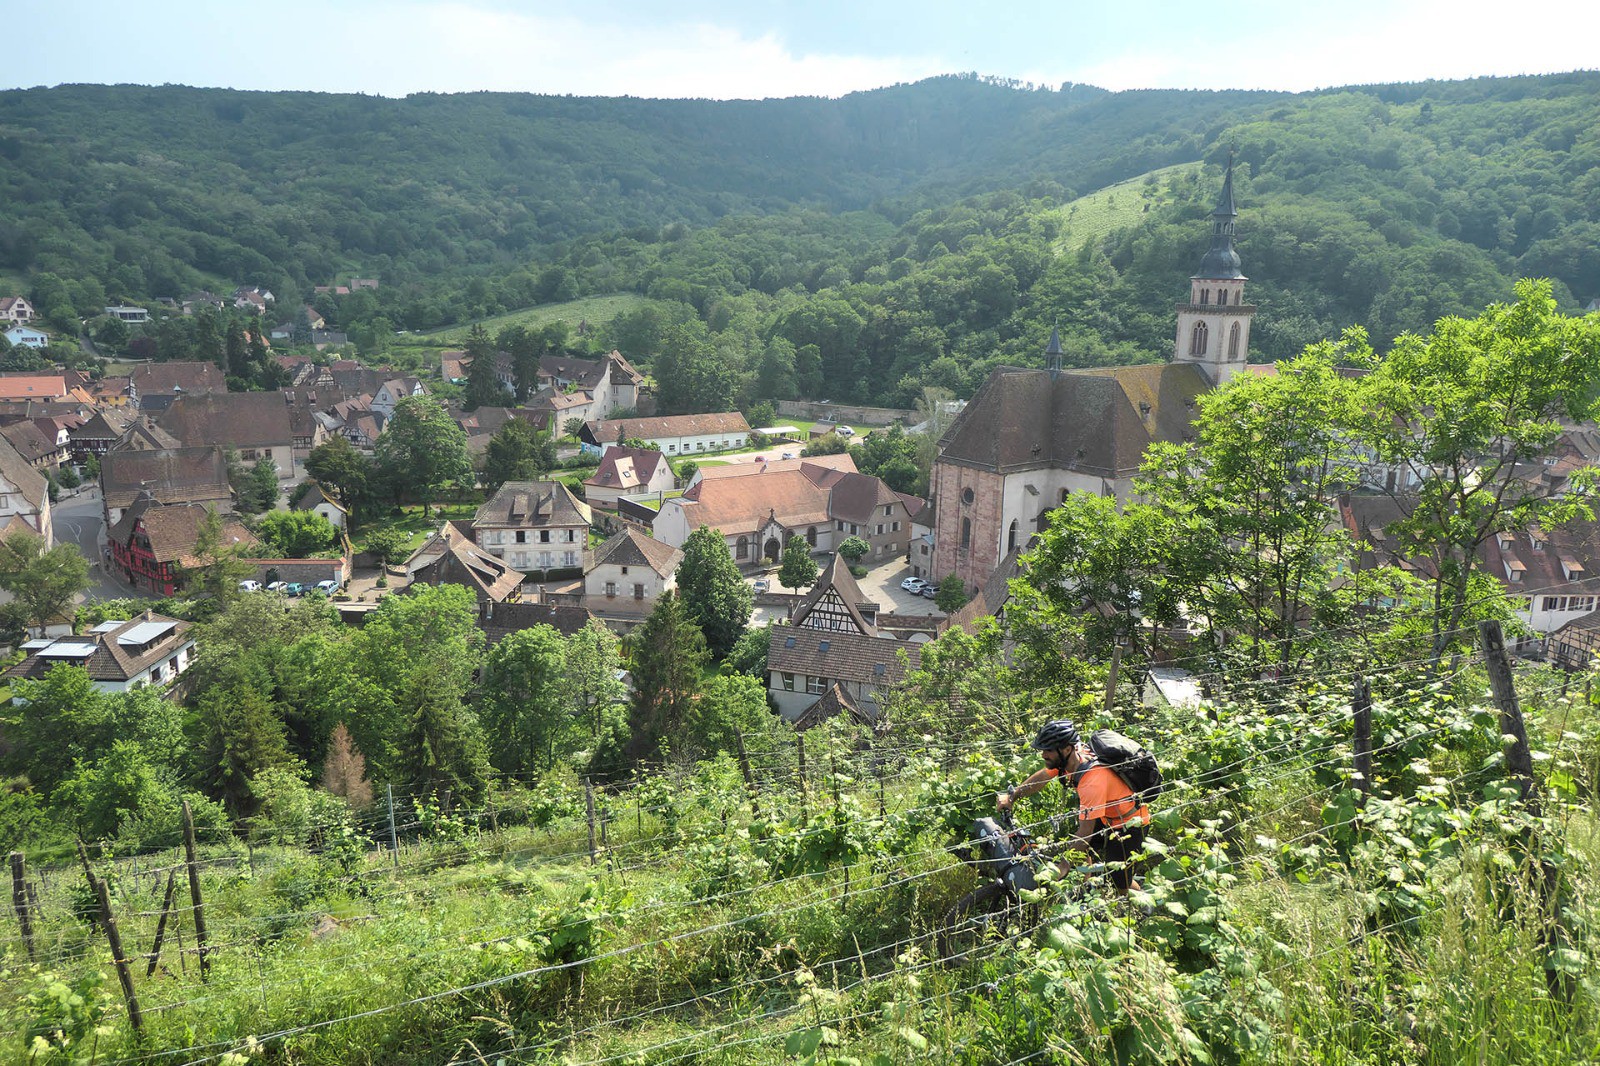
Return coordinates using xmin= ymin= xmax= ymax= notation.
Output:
xmin=1562 ymin=558 xmax=1585 ymax=581
xmin=1505 ymin=559 xmax=1526 ymax=582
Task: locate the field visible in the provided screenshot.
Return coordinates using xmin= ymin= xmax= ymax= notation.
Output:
xmin=402 ymin=294 xmax=671 ymax=346
xmin=1051 ymin=162 xmax=1203 ymax=252
xmin=5 ymin=655 xmax=1596 ymax=1065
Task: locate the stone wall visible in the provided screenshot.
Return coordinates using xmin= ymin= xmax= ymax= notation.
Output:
xmin=776 ymin=400 xmax=916 ymax=426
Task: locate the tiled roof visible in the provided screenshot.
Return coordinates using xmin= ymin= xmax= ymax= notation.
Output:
xmin=158 ymin=392 xmax=294 ymax=451
xmin=0 ymin=420 xmax=59 ymax=464
xmin=791 ymin=553 xmax=879 ymax=635
xmin=694 ymin=453 xmax=857 ymax=483
xmin=671 ymin=469 xmax=832 ymax=536
xmin=768 ymin=627 xmax=919 ymax=688
xmin=827 ymin=472 xmax=903 ymax=524
xmin=938 ymin=363 xmax=1210 ymax=476
xmin=0 ymin=434 xmax=47 ymax=510
xmin=586 ymin=446 xmax=671 ymax=491
xmin=476 ymin=598 xmax=595 ymax=643
xmin=793 ymin=681 xmax=887 ymax=734
xmin=100 ymin=447 xmax=232 ymax=510
xmin=109 ymin=501 xmax=257 ymax=564
xmin=474 ymin=480 xmax=592 ymax=529
xmin=5 ymin=612 xmax=194 ymax=684
xmin=585 ymin=411 xmax=751 ymax=443
xmin=406 ymin=521 xmax=523 ymax=602
xmin=294 ymin=482 xmax=347 ymax=514
xmin=129 ymin=362 xmax=227 ymax=397
xmin=591 ymin=527 xmax=683 ymax=577
xmin=0 ymin=376 xmax=69 ymax=400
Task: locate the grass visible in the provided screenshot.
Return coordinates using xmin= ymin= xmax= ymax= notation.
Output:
xmin=402 ymin=293 xmax=671 ymax=345
xmin=352 ymin=500 xmax=480 ymax=552
xmin=1051 ymin=161 xmax=1203 ymax=252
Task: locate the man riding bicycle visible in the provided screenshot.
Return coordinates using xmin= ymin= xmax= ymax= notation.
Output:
xmin=996 ymin=719 xmax=1148 ymax=894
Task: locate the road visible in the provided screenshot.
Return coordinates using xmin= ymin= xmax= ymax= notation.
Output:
xmin=52 ymin=486 xmax=126 ymax=600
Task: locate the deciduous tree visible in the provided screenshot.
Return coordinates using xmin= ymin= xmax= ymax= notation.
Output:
xmin=376 ymin=396 xmax=473 ymax=515
xmin=675 ymin=527 xmax=753 ymax=659
xmin=0 ymin=531 xmax=89 ymax=635
xmin=778 ymin=535 xmax=818 ymax=594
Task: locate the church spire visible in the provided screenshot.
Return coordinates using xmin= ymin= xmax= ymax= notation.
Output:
xmin=1045 ymin=323 xmax=1063 ymax=376
xmin=1194 ymin=152 xmax=1244 ymax=280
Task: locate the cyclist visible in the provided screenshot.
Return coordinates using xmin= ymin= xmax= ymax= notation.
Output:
xmin=996 ymin=719 xmax=1148 ymax=894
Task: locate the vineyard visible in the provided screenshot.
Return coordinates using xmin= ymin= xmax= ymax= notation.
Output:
xmin=2 ymin=619 xmax=1597 ymax=1065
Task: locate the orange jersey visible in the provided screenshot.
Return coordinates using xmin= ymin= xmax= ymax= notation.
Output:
xmin=1051 ymin=762 xmax=1148 ymax=829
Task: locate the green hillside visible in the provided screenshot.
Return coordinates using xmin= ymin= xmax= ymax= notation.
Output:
xmin=1052 ymin=162 xmax=1202 ymax=250
xmin=408 ymin=293 xmax=668 ymax=345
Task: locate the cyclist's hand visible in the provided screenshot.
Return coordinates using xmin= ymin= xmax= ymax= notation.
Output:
xmin=996 ymin=791 xmax=1013 ymax=811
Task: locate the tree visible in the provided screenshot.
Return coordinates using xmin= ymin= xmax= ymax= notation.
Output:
xmin=0 ymin=531 xmax=90 ymax=635
xmin=255 ymin=510 xmax=340 ymax=558
xmin=627 ymin=591 xmax=707 ymax=761
xmin=563 ymin=416 xmax=584 ymax=441
xmin=933 ymin=574 xmax=969 ymax=614
xmin=483 ymin=418 xmax=556 ymax=492
xmin=305 ymin=436 xmax=372 ymax=513
xmin=1357 ymin=279 xmax=1600 ymax=665
xmin=564 ymin=620 xmax=629 ymax=775
xmin=193 ymin=684 xmax=299 ymax=820
xmin=398 ymin=684 xmax=489 ymax=801
xmin=363 ymin=526 xmax=410 ymax=570
xmin=480 ymin=624 xmax=571 ymax=774
xmin=320 ymin=723 xmax=373 ymax=808
xmin=837 ymin=536 xmax=870 ymax=564
xmin=232 ymin=456 xmax=279 ymax=516
xmin=375 ymin=396 xmax=473 ymax=515
xmin=675 ymin=527 xmax=753 ymax=659
xmin=180 ymin=507 xmax=256 ymax=603
xmin=778 ymin=535 xmax=818 ymax=594
xmin=464 ymin=324 xmax=507 ymax=409
xmin=683 ymin=674 xmax=778 ymax=761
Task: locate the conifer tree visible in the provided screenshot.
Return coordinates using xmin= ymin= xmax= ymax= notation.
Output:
xmin=321 ymin=723 xmax=373 ymax=808
xmin=627 ymin=591 xmax=707 ymax=761
xmin=675 ymin=527 xmax=753 ymax=659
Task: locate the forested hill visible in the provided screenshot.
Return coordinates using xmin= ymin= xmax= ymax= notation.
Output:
xmin=3 ymin=72 xmax=1599 ymax=405
xmin=0 ymin=75 xmax=1259 ymax=291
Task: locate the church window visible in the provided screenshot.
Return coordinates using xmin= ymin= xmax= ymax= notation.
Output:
xmin=960 ymin=517 xmax=971 ymax=548
xmin=736 ymin=535 xmax=748 ymax=560
xmin=1189 ymin=321 xmax=1208 ymax=355
xmin=1008 ymin=520 xmax=1018 ymax=551
xmin=1200 ymin=288 xmax=1211 ymax=305
xmin=1228 ymin=322 xmax=1241 ymax=358
xmin=961 ymin=487 xmax=974 ymax=505
xmin=806 ymin=526 xmax=817 ymax=546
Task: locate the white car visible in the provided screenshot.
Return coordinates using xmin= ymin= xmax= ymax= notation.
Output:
xmin=901 ymin=577 xmax=928 ymax=593
xmin=266 ymin=581 xmax=287 ymax=593
xmin=315 ymin=579 xmax=340 ymax=593
xmin=238 ymin=579 xmax=262 ymax=592
xmin=837 ymin=425 xmax=856 ymax=438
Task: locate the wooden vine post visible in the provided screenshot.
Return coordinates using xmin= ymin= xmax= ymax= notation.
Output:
xmin=9 ymin=851 xmax=35 ymax=960
xmin=146 ymin=870 xmax=179 ymax=977
xmin=796 ymin=734 xmax=810 ymax=826
xmin=1352 ymin=677 xmax=1373 ymax=808
xmin=584 ymin=778 xmax=599 ymax=865
xmin=77 ymin=841 xmax=143 ymax=1033
xmin=733 ymin=729 xmax=761 ymax=818
xmin=181 ymin=799 xmax=211 ymax=979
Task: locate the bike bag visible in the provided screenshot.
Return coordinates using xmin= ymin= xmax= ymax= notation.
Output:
xmin=967 ymin=817 xmax=1019 ymax=877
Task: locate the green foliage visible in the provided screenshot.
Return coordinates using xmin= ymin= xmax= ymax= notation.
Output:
xmin=849 ymin=423 xmax=927 ymax=497
xmin=675 ymin=526 xmax=753 ymax=660
xmin=778 ymin=535 xmax=819 ymax=594
xmin=480 ymin=625 xmax=571 ymax=775
xmin=231 ymin=456 xmax=279 ymax=516
xmin=304 ymin=436 xmax=372 ymax=514
xmin=836 ymin=535 xmax=870 ymax=563
xmin=254 ymin=509 xmax=340 ymax=558
xmin=933 ymin=573 xmax=969 ymax=613
xmin=361 ymin=525 xmax=410 ymax=568
xmin=0 ymin=531 xmax=89 ymax=633
xmin=627 ymin=591 xmax=707 ymax=761
xmin=482 ymin=417 xmax=557 ymax=491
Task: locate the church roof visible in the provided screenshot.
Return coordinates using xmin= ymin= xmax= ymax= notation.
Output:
xmin=936 ymin=363 xmax=1210 ymax=477
xmin=1194 ymin=159 xmax=1245 ymax=280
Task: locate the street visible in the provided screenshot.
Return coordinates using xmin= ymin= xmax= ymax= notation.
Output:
xmin=52 ymin=486 xmax=126 ymax=600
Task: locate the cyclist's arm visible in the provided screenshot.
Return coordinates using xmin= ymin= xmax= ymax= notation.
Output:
xmin=996 ymin=767 xmax=1057 ymax=808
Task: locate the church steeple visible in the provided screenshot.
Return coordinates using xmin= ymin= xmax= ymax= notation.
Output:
xmin=1174 ymin=156 xmax=1254 ymax=386
xmin=1045 ymin=324 xmax=1063 ymax=376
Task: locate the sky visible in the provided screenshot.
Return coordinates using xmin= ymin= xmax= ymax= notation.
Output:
xmin=5 ymin=0 xmax=1598 ymax=100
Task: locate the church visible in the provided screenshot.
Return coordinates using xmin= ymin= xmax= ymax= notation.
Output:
xmin=929 ymin=163 xmax=1259 ymax=591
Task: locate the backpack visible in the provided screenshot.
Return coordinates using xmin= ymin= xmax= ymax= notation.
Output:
xmin=1078 ymin=729 xmax=1163 ymax=804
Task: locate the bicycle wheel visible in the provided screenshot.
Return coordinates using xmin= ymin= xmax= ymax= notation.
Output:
xmin=936 ymin=880 xmax=1018 ymax=966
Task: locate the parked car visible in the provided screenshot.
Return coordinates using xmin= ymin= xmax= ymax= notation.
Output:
xmin=753 ymin=579 xmax=770 ymax=593
xmin=315 ymin=579 xmax=340 ymax=594
xmin=921 ymin=584 xmax=940 ymax=598
xmin=781 ymin=451 xmax=797 ymax=459
xmin=901 ymin=577 xmax=928 ymax=593
xmin=265 ymin=581 xmax=287 ymax=593
xmin=837 ymin=425 xmax=856 ymax=437
xmin=238 ymin=579 xmax=262 ymax=592
xmin=282 ymin=582 xmax=306 ymax=596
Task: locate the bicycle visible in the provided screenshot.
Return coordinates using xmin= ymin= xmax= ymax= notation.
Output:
xmin=936 ymin=809 xmax=1105 ymax=966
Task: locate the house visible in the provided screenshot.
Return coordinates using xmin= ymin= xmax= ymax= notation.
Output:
xmin=472 ymin=480 xmax=592 ymax=575
xmin=350 ymin=278 xmax=379 ymax=291
xmin=5 ymin=612 xmax=197 ymax=693
xmin=182 ymin=291 xmax=227 ymax=315
xmin=406 ymin=521 xmax=523 ymax=603
xmin=583 ymin=446 xmax=675 ymax=508
xmin=277 ymin=389 xmax=332 ymax=459
xmin=536 ymin=351 xmax=643 ymax=419
xmin=3 ymin=326 xmax=48 ymax=350
xmin=440 ymin=351 xmax=469 ymax=384
xmin=526 ymin=386 xmax=597 ymax=429
xmin=371 ymin=377 xmax=427 ymax=420
xmin=107 ymin=499 xmax=257 ymax=596
xmin=128 ymin=362 xmax=227 ymax=412
xmin=583 ymin=527 xmax=683 ymax=626
xmin=89 ymin=376 xmax=132 ymax=406
xmin=686 ymin=453 xmax=857 ymax=490
xmin=0 ymin=297 xmax=35 ymax=324
xmin=99 ymin=446 xmax=233 ymax=526
xmin=1550 ymin=608 xmax=1600 ymax=670
xmin=103 ymin=305 xmax=150 ymax=324
xmin=930 ymin=164 xmax=1257 ymax=593
xmin=0 ymin=419 xmax=68 ymax=470
xmin=579 ymin=412 xmax=751 ymax=457
xmin=233 ymin=286 xmax=275 ymax=313
xmin=0 ymin=376 xmax=86 ymax=403
xmin=766 ymin=554 xmax=921 ymax=725
xmin=158 ymin=392 xmax=296 ymax=475
xmin=69 ymin=409 xmax=137 ymax=461
xmin=293 ymin=482 xmax=348 ymax=531
xmin=0 ymin=433 xmax=52 ymax=545
xmin=827 ymin=472 xmax=920 ymax=564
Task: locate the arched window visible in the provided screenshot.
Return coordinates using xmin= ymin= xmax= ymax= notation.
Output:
xmin=1189 ymin=321 xmax=1209 ymax=355
xmin=1007 ymin=519 xmax=1018 ymax=552
xmin=960 ymin=517 xmax=971 ymax=549
xmin=806 ymin=526 xmax=817 ymax=547
xmin=735 ymin=535 xmax=748 ymax=560
xmin=1228 ymin=322 xmax=1241 ymax=358
xmin=1200 ymin=288 xmax=1211 ymax=305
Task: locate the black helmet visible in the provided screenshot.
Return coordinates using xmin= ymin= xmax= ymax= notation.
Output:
xmin=1033 ymin=719 xmax=1080 ymax=752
